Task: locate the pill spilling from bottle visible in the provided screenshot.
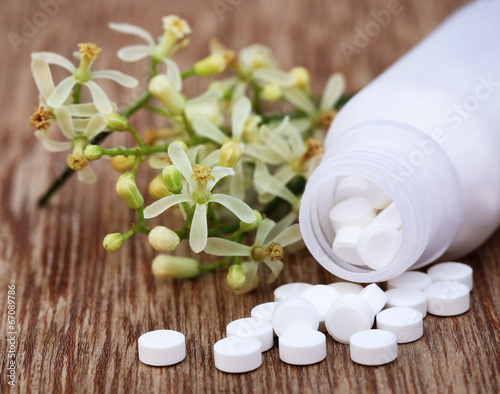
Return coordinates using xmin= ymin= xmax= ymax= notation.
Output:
xmin=137 ymin=261 xmax=473 ymax=372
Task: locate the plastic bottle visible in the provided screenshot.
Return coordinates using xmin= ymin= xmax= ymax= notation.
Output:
xmin=300 ymin=0 xmax=500 ymax=282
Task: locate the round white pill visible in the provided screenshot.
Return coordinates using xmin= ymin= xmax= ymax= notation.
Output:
xmin=214 ymin=336 xmax=262 ymax=373
xmin=425 ymin=281 xmax=470 ymax=316
xmin=366 ymin=183 xmax=392 ymax=210
xmin=138 ymin=330 xmax=186 ymax=366
xmin=334 ymin=176 xmax=370 ymax=203
xmin=226 ymin=318 xmax=274 ymax=352
xmin=279 ymin=328 xmax=327 ymax=365
xmin=372 ymin=202 xmax=401 ymax=229
xmin=328 ymin=281 xmax=364 ymax=295
xmin=427 ymin=262 xmax=473 ymax=291
xmin=359 ymin=283 xmax=388 ymax=315
xmin=325 ymin=295 xmax=374 ymax=344
xmin=274 ymin=282 xmax=313 ymax=302
xmin=385 ymin=288 xmax=427 ymax=318
xmin=300 ymin=285 xmax=341 ymax=331
xmin=251 ymin=302 xmax=279 ymax=322
xmin=387 ymin=271 xmax=433 ymax=291
xmin=329 ymin=197 xmax=376 ymax=233
xmin=332 ymin=227 xmax=367 ymax=267
xmin=350 ymin=329 xmax=398 ymax=366
xmin=357 ymin=223 xmax=402 ymax=270
xmin=376 ymin=307 xmax=423 ymax=343
xmin=272 ymin=297 xmax=319 ymax=337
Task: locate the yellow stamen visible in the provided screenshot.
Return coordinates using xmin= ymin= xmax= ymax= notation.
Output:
xmin=67 ymin=153 xmax=88 ymax=171
xmin=191 ymin=164 xmax=215 ymax=185
xmin=317 ymin=109 xmax=337 ymax=129
xmin=266 ymin=242 xmax=284 ymax=262
xmin=30 ymin=106 xmax=52 ymax=130
xmin=78 ymin=43 xmax=101 ymax=61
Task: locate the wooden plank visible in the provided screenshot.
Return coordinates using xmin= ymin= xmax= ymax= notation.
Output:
xmin=1 ymin=0 xmax=499 ymax=392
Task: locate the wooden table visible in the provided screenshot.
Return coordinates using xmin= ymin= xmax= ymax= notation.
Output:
xmin=1 ymin=0 xmax=499 ymax=392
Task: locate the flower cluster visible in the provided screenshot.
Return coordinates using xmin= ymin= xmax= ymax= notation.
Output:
xmin=30 ymin=15 xmax=347 ymax=294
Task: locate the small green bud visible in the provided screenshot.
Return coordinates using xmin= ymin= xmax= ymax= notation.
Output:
xmin=162 ymin=165 xmax=183 ymax=194
xmin=106 ymin=113 xmax=129 ymax=131
xmin=103 ymin=233 xmax=124 ymax=252
xmin=218 ymin=141 xmax=242 ymax=168
xmin=261 ymin=83 xmax=282 ymax=102
xmin=115 ymin=172 xmax=144 ymax=209
xmin=84 ymin=144 xmax=103 ymax=160
xmin=152 ymin=255 xmax=200 ymax=279
xmin=148 ymin=226 xmax=180 ymax=252
xmin=194 ymin=53 xmax=227 ymax=76
xmin=290 ymin=66 xmax=311 ymax=93
xmin=239 ymin=210 xmax=263 ymax=232
xmin=227 ymin=264 xmax=246 ymax=291
xmin=148 ymin=175 xmax=173 ymax=200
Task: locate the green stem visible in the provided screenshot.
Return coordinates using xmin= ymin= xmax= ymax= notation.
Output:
xmin=207 ymin=203 xmax=219 ymax=227
xmin=250 ymin=80 xmax=262 ymax=115
xmin=143 ymin=104 xmax=171 ymax=117
xmin=128 ymin=125 xmax=145 ymax=147
xmin=131 ymin=156 xmax=142 ymax=175
xmin=74 ymin=84 xmax=82 ymax=104
xmin=199 ymin=257 xmax=232 ymax=272
xmin=181 ymin=68 xmax=196 ymax=79
xmin=101 ymin=145 xmax=169 ymax=157
xmin=137 ymin=206 xmax=145 ymax=226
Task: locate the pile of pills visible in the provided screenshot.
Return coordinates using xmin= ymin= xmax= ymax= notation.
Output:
xmin=137 ymin=261 xmax=473 ymax=372
xmin=330 ymin=176 xmax=403 ymax=270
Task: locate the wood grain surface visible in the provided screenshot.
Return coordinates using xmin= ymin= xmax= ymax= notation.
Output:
xmin=1 ymin=0 xmax=499 ymax=392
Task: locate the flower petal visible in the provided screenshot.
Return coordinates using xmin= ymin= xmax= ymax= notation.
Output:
xmin=253 ymin=162 xmax=297 ymax=205
xmin=263 ymin=259 xmax=284 ymax=283
xmin=189 ymin=204 xmax=208 ymax=253
xmin=244 ymin=144 xmax=284 ymax=165
xmin=286 ymin=122 xmax=306 ymax=158
xmin=164 ymin=58 xmax=182 ymax=91
xmin=32 ymin=52 xmax=76 ymax=72
xmin=47 ymin=76 xmax=77 ymax=108
xmin=229 ymin=162 xmax=245 ymax=200
xmin=187 ymin=89 xmax=222 ymax=107
xmin=231 ymin=97 xmax=252 ymax=140
xmin=204 ymin=237 xmax=251 ymax=256
xmin=282 ymin=87 xmax=315 ymax=115
xmin=254 ymin=218 xmax=276 ymax=246
xmin=148 ymin=154 xmax=170 ymax=169
xmin=254 ymin=69 xmax=295 ymax=87
xmin=53 ymin=107 xmax=76 ymax=139
xmin=270 ymin=224 xmax=302 ymax=247
xmin=143 ymin=194 xmax=192 ymax=218
xmin=207 ymin=166 xmax=235 ymax=192
xmin=34 ymin=131 xmax=72 ymax=152
xmin=31 ymin=56 xmax=55 ymax=99
xmin=290 ymin=118 xmax=312 ymax=133
xmin=108 ymin=22 xmax=155 ymax=45
xmin=266 ymin=211 xmax=297 ymax=241
xmin=85 ymin=81 xmax=113 ymax=114
xmin=92 ymin=70 xmax=138 ymax=88
xmin=84 ymin=113 xmax=108 ymax=140
xmin=77 ymin=165 xmax=97 ymax=184
xmin=192 ymin=117 xmax=227 ymax=144
xmin=210 ymin=194 xmax=254 ymax=223
xmin=168 ymin=143 xmax=196 ymax=188
xmin=259 ymin=125 xmax=293 ymax=162
xmin=67 ymin=103 xmax=98 ymax=117
xmin=320 ymin=72 xmax=345 ymax=110
xmin=201 ymin=148 xmax=221 ymax=167
xmin=116 ymin=45 xmax=152 ymax=62
xmin=231 ymin=82 xmax=247 ymax=106
xmin=234 ymin=262 xmax=259 ymax=294
xmin=274 ymin=165 xmax=296 ymax=185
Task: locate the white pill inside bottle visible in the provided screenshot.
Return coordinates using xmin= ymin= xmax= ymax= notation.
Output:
xmin=366 ymin=183 xmax=392 ymax=210
xmin=331 ymin=226 xmax=366 ymax=267
xmin=357 ymin=223 xmax=402 ymax=270
xmin=329 ymin=197 xmax=376 ymax=233
xmin=334 ymin=176 xmax=370 ymax=203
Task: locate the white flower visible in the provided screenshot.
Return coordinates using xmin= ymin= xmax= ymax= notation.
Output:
xmin=33 ymin=43 xmax=138 ymax=115
xmin=35 ymin=106 xmax=107 ymax=184
xmin=143 ymin=143 xmax=255 ymax=253
xmin=109 ymin=15 xmax=191 ymax=63
xmin=204 ymin=218 xmax=302 ymax=291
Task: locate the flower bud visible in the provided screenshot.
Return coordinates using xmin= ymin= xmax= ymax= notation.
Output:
xmin=148 ymin=226 xmax=180 ymax=252
xmin=290 ymin=67 xmax=311 ymax=93
xmin=148 ymin=175 xmax=173 ymax=200
xmin=194 ymin=53 xmax=226 ymax=76
xmin=227 ymin=264 xmax=246 ymax=291
xmin=111 ymin=155 xmax=135 ymax=172
xmin=152 ymin=255 xmax=200 ymax=279
xmin=162 ymin=165 xmax=183 ymax=194
xmin=261 ymin=83 xmax=282 ymax=102
xmin=115 ymin=172 xmax=144 ymax=209
xmin=103 ymin=233 xmax=124 ymax=252
xmin=218 ymin=141 xmax=242 ymax=168
xmin=239 ymin=210 xmax=262 ymax=232
xmin=148 ymin=75 xmax=186 ymax=115
xmin=106 ymin=113 xmax=129 ymax=131
xmin=84 ymin=144 xmax=103 ymax=161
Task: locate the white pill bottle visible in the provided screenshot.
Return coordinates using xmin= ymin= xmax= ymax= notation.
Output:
xmin=300 ymin=0 xmax=500 ymax=282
